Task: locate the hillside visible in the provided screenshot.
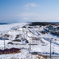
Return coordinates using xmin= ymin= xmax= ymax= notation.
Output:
xmin=0 ymin=22 xmax=59 ymax=59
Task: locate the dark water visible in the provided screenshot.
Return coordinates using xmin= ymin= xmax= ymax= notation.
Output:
xmin=0 ymin=23 xmax=9 ymax=25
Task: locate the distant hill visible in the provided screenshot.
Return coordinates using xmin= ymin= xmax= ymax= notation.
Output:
xmin=28 ymin=22 xmax=58 ymax=26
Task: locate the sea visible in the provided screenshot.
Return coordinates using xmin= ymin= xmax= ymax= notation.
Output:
xmin=0 ymin=22 xmax=59 ymax=25
xmin=0 ymin=23 xmax=9 ymax=25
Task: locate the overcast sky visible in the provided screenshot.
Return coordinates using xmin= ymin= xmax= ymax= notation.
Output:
xmin=0 ymin=0 xmax=59 ymax=23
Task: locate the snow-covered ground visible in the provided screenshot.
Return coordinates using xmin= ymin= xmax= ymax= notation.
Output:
xmin=0 ymin=23 xmax=59 ymax=59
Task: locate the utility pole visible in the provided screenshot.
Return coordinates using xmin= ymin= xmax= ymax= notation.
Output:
xmin=29 ymin=42 xmax=31 ymax=53
xmin=50 ymin=39 xmax=51 ymax=59
xmin=4 ymin=39 xmax=5 ymax=49
xmin=28 ymin=28 xmax=31 ymax=53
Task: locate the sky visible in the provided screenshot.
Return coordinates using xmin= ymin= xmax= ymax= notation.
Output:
xmin=0 ymin=0 xmax=59 ymax=23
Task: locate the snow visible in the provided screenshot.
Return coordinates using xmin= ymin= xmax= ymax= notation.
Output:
xmin=0 ymin=23 xmax=59 ymax=59
xmin=0 ymin=23 xmax=26 ymax=32
xmin=0 ymin=49 xmax=38 ymax=59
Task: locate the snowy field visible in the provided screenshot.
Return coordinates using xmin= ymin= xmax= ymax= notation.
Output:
xmin=0 ymin=23 xmax=59 ymax=59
